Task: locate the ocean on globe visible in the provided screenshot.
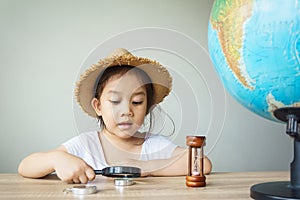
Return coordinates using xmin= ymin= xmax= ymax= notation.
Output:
xmin=208 ymin=0 xmax=300 ymax=122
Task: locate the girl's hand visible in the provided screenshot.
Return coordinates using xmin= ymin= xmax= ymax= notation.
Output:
xmin=52 ymin=150 xmax=95 ymax=184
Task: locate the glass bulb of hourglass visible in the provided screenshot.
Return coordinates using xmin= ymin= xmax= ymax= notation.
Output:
xmin=192 ymin=148 xmax=200 ymax=176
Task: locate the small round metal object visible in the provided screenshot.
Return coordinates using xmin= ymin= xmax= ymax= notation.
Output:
xmin=63 ymin=185 xmax=97 ymax=195
xmin=114 ymin=178 xmax=134 ymax=186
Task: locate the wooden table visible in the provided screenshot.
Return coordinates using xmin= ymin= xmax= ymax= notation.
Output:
xmin=0 ymin=171 xmax=289 ymax=199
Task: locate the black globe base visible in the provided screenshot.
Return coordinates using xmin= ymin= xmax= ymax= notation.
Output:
xmin=251 ymin=181 xmax=300 ymax=200
xmin=250 ymin=107 xmax=300 ymax=200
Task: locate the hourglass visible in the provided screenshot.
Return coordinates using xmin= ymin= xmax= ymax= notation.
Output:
xmin=186 ymin=136 xmax=206 ymax=187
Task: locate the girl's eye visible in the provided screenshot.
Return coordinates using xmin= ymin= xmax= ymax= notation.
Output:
xmin=132 ymin=101 xmax=143 ymax=105
xmin=109 ymin=100 xmax=120 ymax=104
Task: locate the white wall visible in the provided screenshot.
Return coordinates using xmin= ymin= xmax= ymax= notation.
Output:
xmin=0 ymin=0 xmax=292 ymax=173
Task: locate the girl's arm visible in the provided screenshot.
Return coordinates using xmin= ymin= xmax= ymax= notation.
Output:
xmin=18 ymin=146 xmax=95 ymax=183
xmin=112 ymin=147 xmax=212 ymax=177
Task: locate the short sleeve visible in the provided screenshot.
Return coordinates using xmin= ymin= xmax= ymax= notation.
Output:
xmin=62 ymin=131 xmax=108 ymax=169
xmin=63 ymin=135 xmax=85 ymax=158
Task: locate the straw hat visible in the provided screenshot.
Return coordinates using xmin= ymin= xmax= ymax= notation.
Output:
xmin=75 ymin=48 xmax=172 ymax=118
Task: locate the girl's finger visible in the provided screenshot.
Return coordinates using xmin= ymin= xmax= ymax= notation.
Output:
xmin=72 ymin=178 xmax=81 ymax=184
xmin=86 ymin=167 xmax=96 ymax=181
xmin=79 ymin=175 xmax=88 ymax=184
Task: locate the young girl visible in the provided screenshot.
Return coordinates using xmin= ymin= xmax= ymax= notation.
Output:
xmin=18 ymin=48 xmax=212 ymax=184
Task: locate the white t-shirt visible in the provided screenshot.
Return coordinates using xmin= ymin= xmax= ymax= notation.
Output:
xmin=62 ymin=131 xmax=177 ymax=170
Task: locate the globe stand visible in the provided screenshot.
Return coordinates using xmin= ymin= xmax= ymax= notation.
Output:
xmin=250 ymin=107 xmax=300 ymax=199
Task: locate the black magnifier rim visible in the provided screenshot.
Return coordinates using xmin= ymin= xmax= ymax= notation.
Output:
xmin=94 ymin=166 xmax=141 ymax=178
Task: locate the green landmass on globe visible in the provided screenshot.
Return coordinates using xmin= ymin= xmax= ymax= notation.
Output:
xmin=208 ymin=0 xmax=300 ymax=122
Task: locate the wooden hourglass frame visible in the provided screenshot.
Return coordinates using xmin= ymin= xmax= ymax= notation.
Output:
xmin=186 ymin=136 xmax=206 ymax=187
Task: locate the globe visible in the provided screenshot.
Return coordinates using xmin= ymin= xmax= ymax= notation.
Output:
xmin=208 ymin=0 xmax=300 ymax=122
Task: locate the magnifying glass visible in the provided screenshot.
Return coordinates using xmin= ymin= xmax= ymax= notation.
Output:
xmin=94 ymin=166 xmax=141 ymax=186
xmin=94 ymin=166 xmax=141 ymax=178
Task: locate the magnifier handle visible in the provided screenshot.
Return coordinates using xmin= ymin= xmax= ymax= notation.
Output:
xmin=94 ymin=170 xmax=103 ymax=175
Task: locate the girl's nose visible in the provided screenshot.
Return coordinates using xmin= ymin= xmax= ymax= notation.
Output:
xmin=120 ymin=103 xmax=133 ymax=117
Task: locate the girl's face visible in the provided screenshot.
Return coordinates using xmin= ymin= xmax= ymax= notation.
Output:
xmin=92 ymin=72 xmax=148 ymax=139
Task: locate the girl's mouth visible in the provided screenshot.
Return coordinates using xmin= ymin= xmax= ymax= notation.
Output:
xmin=117 ymin=122 xmax=133 ymax=130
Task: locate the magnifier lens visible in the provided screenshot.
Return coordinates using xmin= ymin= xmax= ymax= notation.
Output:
xmin=95 ymin=166 xmax=141 ymax=178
